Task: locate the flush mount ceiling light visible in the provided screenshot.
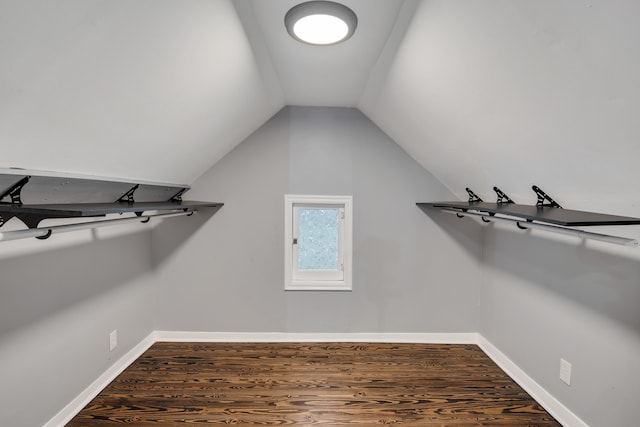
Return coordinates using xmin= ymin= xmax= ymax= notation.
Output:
xmin=285 ymin=1 xmax=357 ymax=46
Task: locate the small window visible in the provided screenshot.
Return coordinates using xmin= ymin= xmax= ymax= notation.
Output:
xmin=284 ymin=195 xmax=352 ymax=291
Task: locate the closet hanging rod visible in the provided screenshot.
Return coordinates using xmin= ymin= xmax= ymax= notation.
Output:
xmin=443 ymin=209 xmax=638 ymax=247
xmin=0 ymin=210 xmax=195 ymax=242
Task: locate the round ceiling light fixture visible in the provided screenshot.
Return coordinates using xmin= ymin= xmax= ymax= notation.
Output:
xmin=285 ymin=1 xmax=357 ymax=46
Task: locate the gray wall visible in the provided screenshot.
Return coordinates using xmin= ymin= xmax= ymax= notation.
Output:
xmin=2 ymin=104 xmax=635 ymax=427
xmin=153 ymin=106 xmax=483 ymax=332
xmin=0 ymin=230 xmax=155 ymax=427
xmin=480 ymin=224 xmax=640 ymax=427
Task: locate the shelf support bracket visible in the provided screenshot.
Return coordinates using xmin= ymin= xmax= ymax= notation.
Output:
xmin=15 ymin=214 xmax=49 ymax=230
xmin=493 ymin=186 xmax=514 ymax=204
xmin=170 ymin=188 xmax=187 ymax=203
xmin=532 ymin=185 xmax=562 ymax=208
xmin=465 ymin=188 xmax=483 ymax=203
xmin=117 ymin=184 xmax=142 ymax=215
xmin=117 ymin=184 xmax=139 ymax=204
xmin=0 ymin=176 xmax=30 ymax=206
xmin=0 ymin=176 xmax=31 ymax=227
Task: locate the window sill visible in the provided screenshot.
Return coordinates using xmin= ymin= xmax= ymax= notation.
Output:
xmin=285 ymin=281 xmax=352 ymax=291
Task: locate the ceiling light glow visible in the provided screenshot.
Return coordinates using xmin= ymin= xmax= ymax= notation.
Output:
xmin=285 ymin=1 xmax=357 ymax=46
xmin=293 ymin=14 xmax=349 ymax=45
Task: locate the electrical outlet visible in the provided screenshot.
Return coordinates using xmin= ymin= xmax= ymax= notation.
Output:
xmin=560 ymin=358 xmax=572 ymax=386
xmin=109 ymin=330 xmax=118 ymax=352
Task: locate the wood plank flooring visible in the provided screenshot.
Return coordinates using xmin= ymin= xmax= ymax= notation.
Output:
xmin=68 ymin=342 xmax=560 ymax=426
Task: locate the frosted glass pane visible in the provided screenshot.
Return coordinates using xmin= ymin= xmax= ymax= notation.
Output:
xmin=298 ymin=208 xmax=339 ymax=271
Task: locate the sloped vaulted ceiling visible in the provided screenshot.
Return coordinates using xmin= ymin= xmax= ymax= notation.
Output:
xmin=2 ymin=0 xmax=640 ymax=208
xmin=360 ymin=0 xmax=640 ymax=205
xmin=0 ymin=0 xmax=284 ymax=184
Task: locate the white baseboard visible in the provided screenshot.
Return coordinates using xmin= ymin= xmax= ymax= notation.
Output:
xmin=43 ymin=332 xmax=156 ymax=427
xmin=477 ymin=335 xmax=588 ymax=427
xmin=155 ymin=331 xmax=477 ymax=344
xmin=45 ymin=331 xmax=586 ymax=427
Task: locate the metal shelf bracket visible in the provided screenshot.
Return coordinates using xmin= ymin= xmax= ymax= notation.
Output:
xmin=465 ymin=187 xmax=483 ymax=203
xmin=0 ymin=176 xmax=30 ymax=206
xmin=170 ymin=188 xmax=187 ymax=203
xmin=117 ymin=184 xmax=139 ymax=204
xmin=0 ymin=176 xmax=31 ymax=227
xmin=532 ymin=185 xmax=562 ymax=208
xmin=493 ymin=186 xmax=514 ymax=204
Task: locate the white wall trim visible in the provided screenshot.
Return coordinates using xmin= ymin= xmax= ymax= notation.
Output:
xmin=43 ymin=332 xmax=157 ymax=427
xmin=478 ymin=335 xmax=588 ymax=427
xmin=154 ymin=331 xmax=477 ymax=344
xmin=45 ymin=332 xmax=587 ymax=427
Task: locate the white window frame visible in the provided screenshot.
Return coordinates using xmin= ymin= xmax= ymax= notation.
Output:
xmin=284 ymin=195 xmax=353 ymax=291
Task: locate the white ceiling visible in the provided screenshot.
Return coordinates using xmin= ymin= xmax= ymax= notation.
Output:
xmin=236 ymin=0 xmax=407 ymax=106
xmin=360 ymin=0 xmax=640 ymax=208
xmin=2 ymin=0 xmax=640 ymax=212
xmin=0 ymin=0 xmax=284 ymax=184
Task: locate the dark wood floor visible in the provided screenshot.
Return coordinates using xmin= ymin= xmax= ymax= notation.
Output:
xmin=68 ymin=342 xmax=560 ymax=426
